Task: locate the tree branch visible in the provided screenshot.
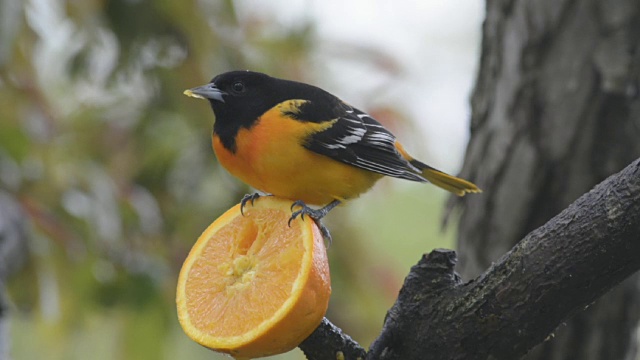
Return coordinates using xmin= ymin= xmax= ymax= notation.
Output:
xmin=300 ymin=157 xmax=640 ymax=359
xmin=369 ymin=158 xmax=640 ymax=359
xmin=299 ymin=318 xmax=366 ymax=360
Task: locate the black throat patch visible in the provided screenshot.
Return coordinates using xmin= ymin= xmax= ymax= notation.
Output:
xmin=210 ymin=100 xmax=262 ymax=154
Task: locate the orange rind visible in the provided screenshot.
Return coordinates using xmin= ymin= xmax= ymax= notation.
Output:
xmin=176 ymin=196 xmax=331 ymax=358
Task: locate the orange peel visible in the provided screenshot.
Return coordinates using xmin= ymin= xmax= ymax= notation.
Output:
xmin=176 ymin=196 xmax=331 ymax=358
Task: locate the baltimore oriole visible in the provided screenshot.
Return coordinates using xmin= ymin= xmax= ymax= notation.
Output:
xmin=184 ymin=71 xmax=480 ymax=236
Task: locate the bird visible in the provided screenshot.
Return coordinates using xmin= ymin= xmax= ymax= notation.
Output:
xmin=184 ymin=70 xmax=480 ymax=238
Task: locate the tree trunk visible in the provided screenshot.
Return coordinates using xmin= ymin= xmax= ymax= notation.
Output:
xmin=453 ymin=0 xmax=640 ymax=358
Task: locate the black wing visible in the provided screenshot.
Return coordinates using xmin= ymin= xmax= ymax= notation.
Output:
xmin=301 ymin=101 xmax=426 ymax=182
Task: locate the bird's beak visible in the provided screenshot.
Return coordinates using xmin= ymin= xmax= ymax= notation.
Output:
xmin=183 ymin=83 xmax=226 ymax=103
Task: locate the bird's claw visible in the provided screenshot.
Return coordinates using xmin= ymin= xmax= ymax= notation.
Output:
xmin=240 ymin=193 xmax=263 ymax=216
xmin=318 ymin=222 xmax=333 ymax=247
xmin=288 ymin=200 xmax=334 ymax=246
xmin=289 ymin=200 xmax=325 ymax=224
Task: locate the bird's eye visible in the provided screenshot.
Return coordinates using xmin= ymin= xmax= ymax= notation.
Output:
xmin=231 ymin=81 xmax=245 ymax=93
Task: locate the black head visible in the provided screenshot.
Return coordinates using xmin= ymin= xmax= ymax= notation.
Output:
xmin=185 ymin=70 xmax=286 ymax=125
xmin=185 ymin=70 xmax=335 ymax=151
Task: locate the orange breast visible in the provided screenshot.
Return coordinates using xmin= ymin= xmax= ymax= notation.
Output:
xmin=212 ymin=101 xmax=381 ymax=205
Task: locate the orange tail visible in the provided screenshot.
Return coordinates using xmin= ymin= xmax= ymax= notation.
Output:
xmin=394 ymin=140 xmax=481 ymax=196
xmin=417 ymin=162 xmax=481 ymax=196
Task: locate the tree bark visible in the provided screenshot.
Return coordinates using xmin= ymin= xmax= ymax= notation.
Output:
xmin=301 ymin=157 xmax=640 ymax=359
xmin=452 ymin=0 xmax=640 ymax=358
xmin=299 ymin=318 xmax=366 ymax=360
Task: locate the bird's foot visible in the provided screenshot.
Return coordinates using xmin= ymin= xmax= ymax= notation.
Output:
xmin=240 ymin=193 xmax=270 ymax=215
xmin=288 ymin=200 xmax=341 ymax=246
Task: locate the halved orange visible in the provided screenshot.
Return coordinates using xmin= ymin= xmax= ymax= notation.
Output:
xmin=176 ymin=196 xmax=331 ymax=359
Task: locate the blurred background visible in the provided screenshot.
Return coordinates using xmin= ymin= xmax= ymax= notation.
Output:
xmin=0 ymin=0 xmax=482 ymax=359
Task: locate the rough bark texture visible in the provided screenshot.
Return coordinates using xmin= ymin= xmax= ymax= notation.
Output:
xmin=453 ymin=0 xmax=640 ymax=358
xmin=372 ymin=159 xmax=640 ymax=359
xmin=300 ymin=158 xmax=640 ymax=359
xmin=299 ymin=318 xmax=366 ymax=360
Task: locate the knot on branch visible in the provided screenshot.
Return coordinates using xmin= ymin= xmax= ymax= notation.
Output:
xmin=412 ymin=249 xmax=461 ymax=287
xmin=368 ymin=249 xmax=463 ymax=360
xmin=400 ymin=249 xmax=463 ymax=298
